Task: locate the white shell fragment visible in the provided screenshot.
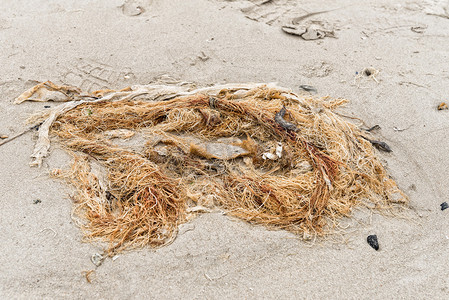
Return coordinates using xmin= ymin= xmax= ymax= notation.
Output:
xmin=262 ymin=143 xmax=283 ymax=160
xmin=275 ymin=142 xmax=283 ymax=158
xmin=91 ymin=253 xmax=104 ymax=267
xmin=262 ymin=152 xmax=278 ymax=160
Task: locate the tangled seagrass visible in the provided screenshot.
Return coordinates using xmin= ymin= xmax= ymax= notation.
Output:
xmin=16 ymin=81 xmax=408 ymax=254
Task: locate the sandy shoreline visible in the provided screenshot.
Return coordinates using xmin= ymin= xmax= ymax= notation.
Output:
xmin=1 ymin=0 xmax=449 ymax=298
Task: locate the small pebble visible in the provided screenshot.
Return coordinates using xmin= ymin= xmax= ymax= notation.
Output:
xmin=33 ymin=199 xmax=42 ymax=204
xmin=44 ymin=105 xmax=51 ymax=108
xmin=367 ymin=234 xmax=379 ymax=250
xmin=0 ymin=135 xmax=8 ymax=139
xmin=441 ymin=202 xmax=448 ymax=211
xmin=437 ymin=102 xmax=448 ymax=110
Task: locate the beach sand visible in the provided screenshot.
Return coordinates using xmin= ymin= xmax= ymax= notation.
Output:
xmin=1 ymin=0 xmax=449 ymax=298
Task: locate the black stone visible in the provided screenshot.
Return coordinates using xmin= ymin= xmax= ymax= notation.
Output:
xmin=367 ymin=234 xmax=379 ymax=251
xmin=441 ymin=202 xmax=449 ymax=211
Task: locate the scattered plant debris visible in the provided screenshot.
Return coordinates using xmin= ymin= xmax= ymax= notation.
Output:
xmin=81 ymin=270 xmax=96 ymax=283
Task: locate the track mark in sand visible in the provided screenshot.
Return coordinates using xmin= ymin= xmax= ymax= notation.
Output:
xmin=61 ymin=59 xmax=136 ymax=92
xmin=216 ymin=0 xmax=301 ymax=26
xmin=241 ymin=0 xmax=297 ymax=25
xmin=170 ymin=51 xmax=212 ymax=75
xmin=387 ymin=139 xmax=446 ymax=211
xmin=217 ymin=0 xmax=344 ymax=37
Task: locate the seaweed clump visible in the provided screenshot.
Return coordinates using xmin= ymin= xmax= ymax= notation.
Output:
xmin=19 ymin=82 xmax=408 ymax=254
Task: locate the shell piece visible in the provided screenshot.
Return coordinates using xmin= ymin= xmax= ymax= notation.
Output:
xmin=262 ymin=152 xmax=278 ymax=160
xmin=91 ymin=253 xmax=104 ymax=267
xmin=367 ymin=234 xmax=379 ymax=251
xmin=275 ymin=143 xmax=283 ymax=158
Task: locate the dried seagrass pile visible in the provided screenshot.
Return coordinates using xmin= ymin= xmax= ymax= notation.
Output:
xmin=17 ymin=81 xmax=408 ymax=254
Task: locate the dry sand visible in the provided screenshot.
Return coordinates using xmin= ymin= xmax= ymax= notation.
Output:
xmin=1 ymin=0 xmax=449 ymax=299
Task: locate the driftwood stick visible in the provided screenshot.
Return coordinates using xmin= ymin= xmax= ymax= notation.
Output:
xmin=0 ymin=122 xmax=42 ymax=147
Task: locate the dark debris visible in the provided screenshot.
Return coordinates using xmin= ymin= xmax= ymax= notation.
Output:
xmin=367 ymin=234 xmax=379 ymax=251
xmin=275 ymin=106 xmax=298 ymax=132
xmin=298 ymin=85 xmax=317 ymax=94
xmin=362 ymin=136 xmax=392 ymax=152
